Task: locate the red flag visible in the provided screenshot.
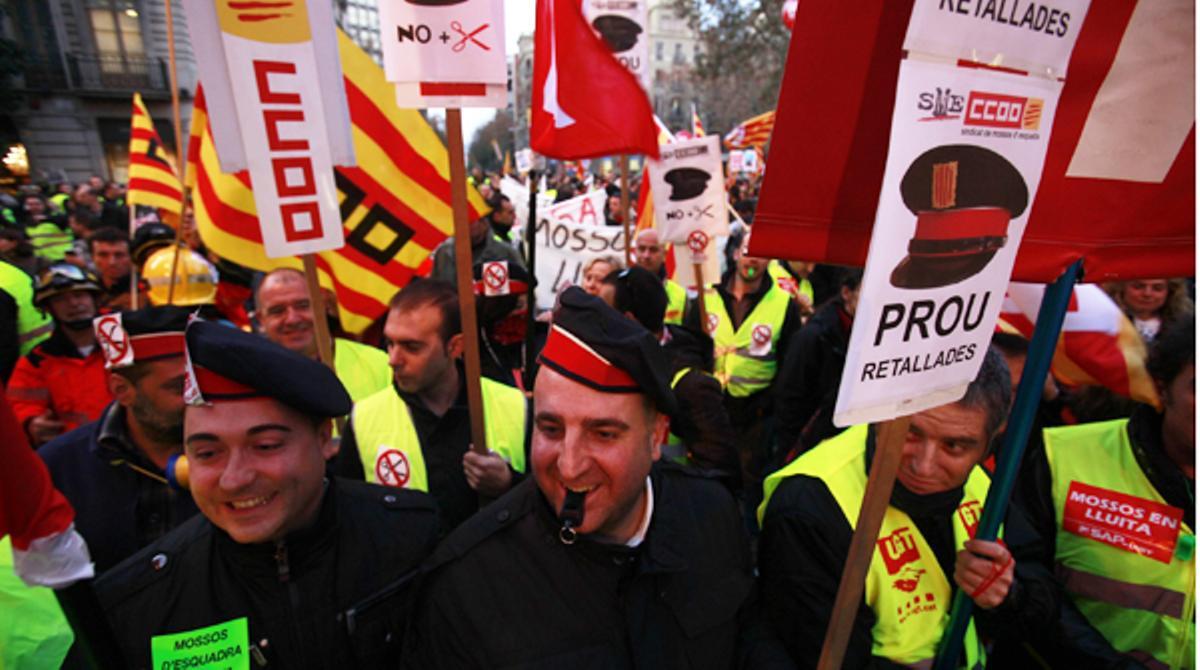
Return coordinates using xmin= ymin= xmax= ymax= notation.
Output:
xmin=531 ymin=0 xmax=659 ymax=160
xmin=751 ymin=0 xmax=1193 ymax=282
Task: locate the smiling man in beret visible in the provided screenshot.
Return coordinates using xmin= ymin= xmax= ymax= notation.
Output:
xmin=403 ymin=287 xmax=789 ymax=668
xmin=96 ymin=321 xmax=438 ymax=669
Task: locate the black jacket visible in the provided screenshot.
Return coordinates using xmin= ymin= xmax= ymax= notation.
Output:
xmin=39 ymin=404 xmax=200 ymax=575
xmin=403 ymin=464 xmax=794 ymax=669
xmin=1013 ymin=404 xmax=1193 ymax=669
xmin=96 ymin=478 xmax=438 ymax=669
xmin=758 ymin=428 xmax=1059 ymax=669
xmin=662 ymin=324 xmax=740 ymax=490
xmin=773 ymin=299 xmax=852 ymax=459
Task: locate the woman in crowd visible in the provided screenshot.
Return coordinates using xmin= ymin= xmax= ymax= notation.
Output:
xmin=1106 ymin=278 xmax=1192 ymax=343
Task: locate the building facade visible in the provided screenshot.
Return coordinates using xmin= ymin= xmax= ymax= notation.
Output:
xmin=647 ymin=0 xmax=700 ymax=132
xmin=336 ymin=0 xmax=382 ymax=65
xmin=2 ymin=0 xmax=197 ymax=185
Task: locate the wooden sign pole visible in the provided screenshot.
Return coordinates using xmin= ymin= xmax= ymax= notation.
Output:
xmin=446 ymin=108 xmax=488 ymax=456
xmin=692 ymin=261 xmax=708 ymax=330
xmin=619 ymin=154 xmax=632 ymax=266
xmin=162 ymin=0 xmax=186 ymax=306
xmin=817 ymin=415 xmax=912 ymax=670
xmin=300 ymin=254 xmax=335 ymax=367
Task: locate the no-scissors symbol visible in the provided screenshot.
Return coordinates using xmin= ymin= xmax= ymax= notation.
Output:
xmin=95 ymin=314 xmax=132 ymax=366
xmin=484 ymin=262 xmax=508 ymax=291
xmin=687 ymin=230 xmax=709 ymax=254
xmin=376 ymin=449 xmax=411 ymax=488
xmin=752 ymin=324 xmax=772 ymax=346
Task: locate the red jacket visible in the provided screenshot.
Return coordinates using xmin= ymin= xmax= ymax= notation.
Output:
xmin=7 ymin=328 xmax=111 ymax=441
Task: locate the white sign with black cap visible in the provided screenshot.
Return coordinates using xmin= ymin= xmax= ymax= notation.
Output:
xmin=582 ymin=0 xmax=651 ymax=91
xmin=833 ymin=59 xmax=1063 ymax=427
xmin=647 ymin=134 xmax=728 ymax=243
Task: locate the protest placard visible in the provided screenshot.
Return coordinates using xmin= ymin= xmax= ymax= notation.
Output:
xmin=833 ymin=59 xmax=1063 ymax=426
xmin=647 ymin=135 xmax=728 ymax=243
xmin=529 ymin=190 xmax=619 ymax=309
xmin=582 ymin=0 xmax=651 ymax=91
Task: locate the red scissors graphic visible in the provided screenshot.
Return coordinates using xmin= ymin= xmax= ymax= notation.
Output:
xmin=451 ymin=21 xmax=490 ymax=52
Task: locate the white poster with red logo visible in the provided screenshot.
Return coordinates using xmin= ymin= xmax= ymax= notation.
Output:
xmin=905 ymin=0 xmax=1090 ymax=77
xmin=647 ymin=135 xmax=728 ymax=243
xmin=379 ymin=0 xmax=508 ymax=109
xmin=582 ymin=0 xmax=651 ymax=91
xmin=833 ymin=59 xmax=1062 ymax=427
xmin=182 ymin=0 xmax=354 ymax=257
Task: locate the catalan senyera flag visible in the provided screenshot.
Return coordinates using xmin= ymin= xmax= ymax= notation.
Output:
xmin=191 ymin=30 xmax=488 ymax=334
xmin=128 ymin=93 xmax=183 ymax=217
xmin=999 ymin=283 xmax=1160 ymax=409
xmin=691 ymin=104 xmax=705 ymax=137
xmin=723 ymin=110 xmax=775 ymax=150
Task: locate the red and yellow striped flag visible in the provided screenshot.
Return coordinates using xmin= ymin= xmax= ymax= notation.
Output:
xmin=691 ymin=104 xmax=705 ymax=137
xmin=723 ymin=110 xmax=775 ymax=149
xmin=191 ymin=30 xmax=488 ymax=334
xmin=128 ymin=93 xmax=183 ymax=217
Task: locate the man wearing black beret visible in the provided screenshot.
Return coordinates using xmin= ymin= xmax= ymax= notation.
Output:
xmin=403 ymin=287 xmax=791 ymax=668
xmin=95 ymin=321 xmax=439 ymax=669
xmin=39 ymin=306 xmax=200 ymax=575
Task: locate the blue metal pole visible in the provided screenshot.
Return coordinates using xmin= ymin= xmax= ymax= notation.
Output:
xmin=932 ymin=258 xmax=1084 ymax=670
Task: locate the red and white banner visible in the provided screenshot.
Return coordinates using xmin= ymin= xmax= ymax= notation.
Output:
xmin=751 ymin=0 xmax=1193 ymax=282
xmin=1063 ymin=481 xmax=1183 ymax=564
xmin=183 ymin=0 xmax=353 ymax=257
xmin=380 ymin=0 xmax=508 ymax=108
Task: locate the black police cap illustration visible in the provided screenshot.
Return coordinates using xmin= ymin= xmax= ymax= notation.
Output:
xmin=592 ymin=15 xmax=642 ymax=53
xmin=663 ymin=167 xmax=711 ymax=201
xmin=890 ymin=144 xmax=1028 ymax=290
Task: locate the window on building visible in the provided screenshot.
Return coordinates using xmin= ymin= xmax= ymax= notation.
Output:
xmin=87 ymin=0 xmax=147 ymax=79
xmin=673 ymin=43 xmax=684 ymax=65
xmin=656 ymin=42 xmax=663 ymax=62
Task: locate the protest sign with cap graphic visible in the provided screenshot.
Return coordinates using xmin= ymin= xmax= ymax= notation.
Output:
xmin=833 ymin=58 xmax=1062 ymax=427
xmin=647 ymin=134 xmax=728 ymax=244
xmin=583 ymin=0 xmax=650 ymax=91
xmin=891 ymin=144 xmax=1028 ymax=289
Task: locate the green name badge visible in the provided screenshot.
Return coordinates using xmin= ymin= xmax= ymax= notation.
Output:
xmin=151 ymin=617 xmax=249 ymax=670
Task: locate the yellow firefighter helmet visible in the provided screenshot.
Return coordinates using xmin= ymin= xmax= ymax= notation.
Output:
xmin=143 ymin=246 xmax=218 ymax=306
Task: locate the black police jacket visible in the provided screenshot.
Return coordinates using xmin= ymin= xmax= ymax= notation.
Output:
xmin=403 ymin=463 xmax=795 ymax=669
xmin=95 ymin=478 xmax=438 ymax=669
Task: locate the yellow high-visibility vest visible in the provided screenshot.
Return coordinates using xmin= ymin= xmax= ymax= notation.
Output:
xmin=760 ymin=425 xmax=988 ymax=669
xmin=352 ymin=378 xmax=526 ymax=492
xmin=703 ymin=283 xmax=789 ymax=397
xmin=1045 ymin=419 xmax=1195 ymax=670
xmin=0 ymin=260 xmax=52 ymax=357
xmin=663 ymin=279 xmax=686 ymax=326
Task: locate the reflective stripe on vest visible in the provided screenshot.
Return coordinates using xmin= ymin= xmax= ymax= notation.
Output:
xmin=703 ymin=284 xmax=789 ymax=397
xmin=0 ymin=261 xmax=53 ymax=356
xmin=25 ymin=221 xmax=74 ymax=261
xmin=1045 ymin=419 xmax=1195 ymax=670
xmin=664 ymin=279 xmax=686 ymax=326
xmin=352 ymin=377 xmax=527 ymax=492
xmin=760 ymin=425 xmax=988 ymax=669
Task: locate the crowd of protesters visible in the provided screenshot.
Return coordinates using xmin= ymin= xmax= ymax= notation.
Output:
xmin=0 ymin=163 xmax=1194 ymax=670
